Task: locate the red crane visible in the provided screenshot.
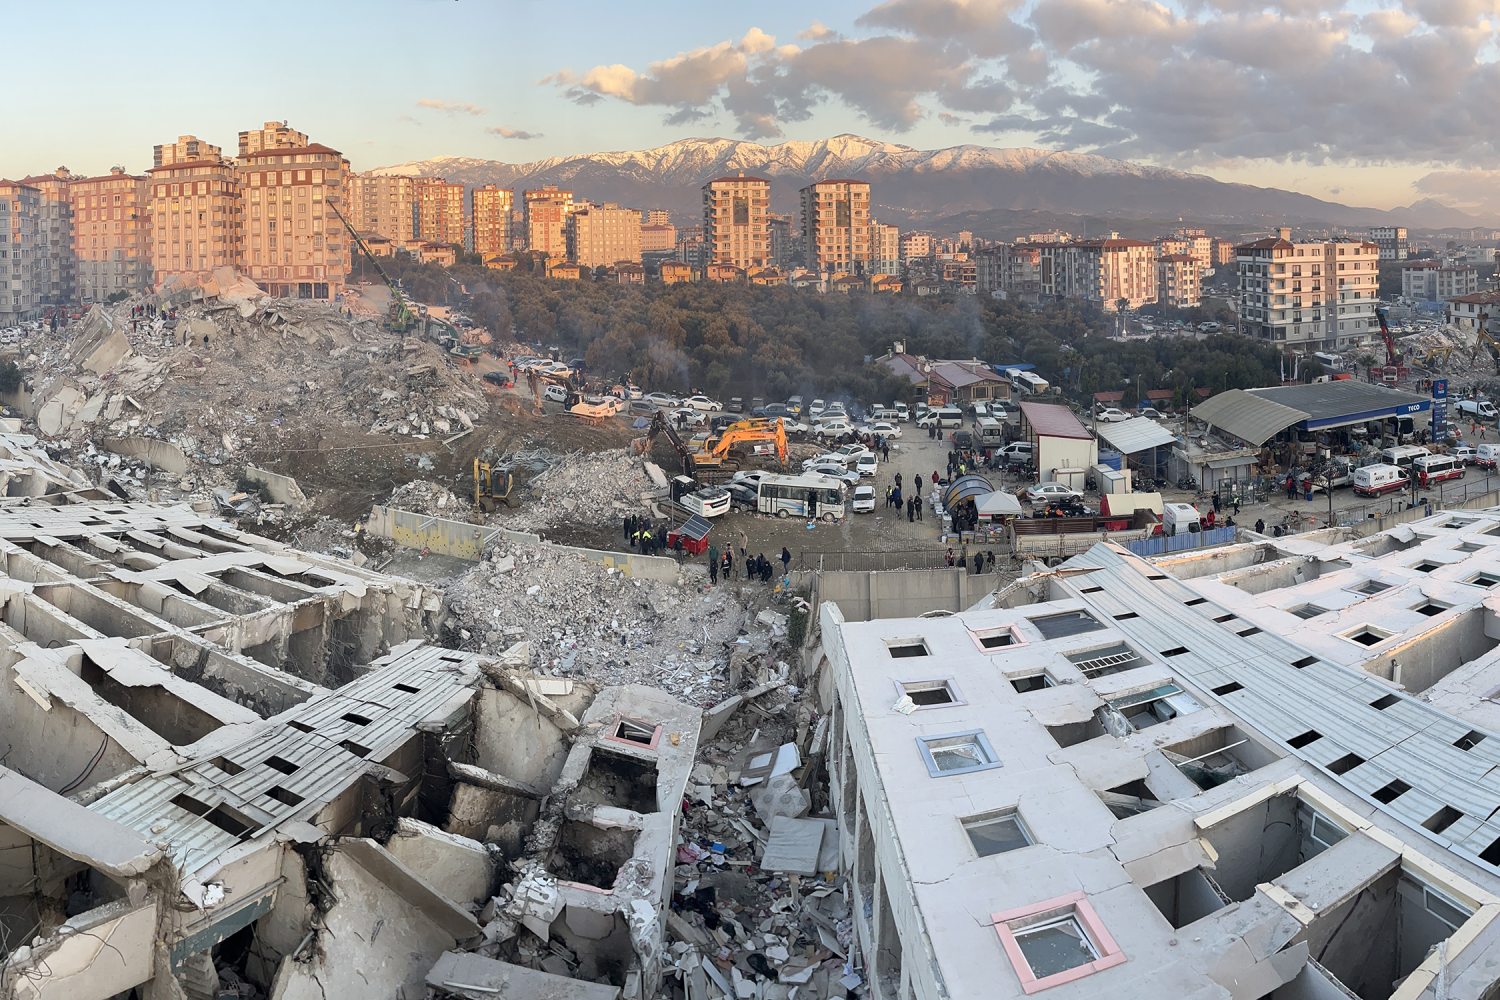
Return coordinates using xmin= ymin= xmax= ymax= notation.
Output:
xmin=1373 ymin=307 xmax=1406 ymax=384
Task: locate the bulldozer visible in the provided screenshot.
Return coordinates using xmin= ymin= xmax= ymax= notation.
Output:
xmin=472 ymin=459 xmax=517 ymax=512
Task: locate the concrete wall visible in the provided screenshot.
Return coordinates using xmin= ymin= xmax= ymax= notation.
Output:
xmin=244 ymin=466 xmax=308 ymax=506
xmin=100 ymin=437 xmax=189 ymax=475
xmin=799 ymin=567 xmax=998 ymax=622
xmin=365 ymin=506 xmax=682 ymax=580
xmin=6 ymin=899 xmax=158 ymax=1000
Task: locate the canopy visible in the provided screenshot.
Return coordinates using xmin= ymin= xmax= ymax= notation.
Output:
xmin=942 ymin=474 xmax=995 ymax=509
xmin=1094 ymin=417 xmax=1176 ymax=455
xmin=1190 ymin=389 xmax=1308 ymax=446
xmin=976 ymin=491 xmax=1024 ymax=519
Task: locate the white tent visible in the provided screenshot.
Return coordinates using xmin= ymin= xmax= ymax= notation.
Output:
xmin=976 ymin=490 xmax=1024 ymax=520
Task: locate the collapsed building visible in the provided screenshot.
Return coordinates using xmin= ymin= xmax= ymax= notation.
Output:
xmin=0 ymin=434 xmax=702 ymax=1000
xmin=809 ymin=511 xmax=1500 ymax=1000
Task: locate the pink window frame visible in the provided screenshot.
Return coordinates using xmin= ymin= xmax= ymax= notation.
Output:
xmin=602 ymin=716 xmax=663 ymax=751
xmin=992 ymin=891 xmax=1127 ymax=994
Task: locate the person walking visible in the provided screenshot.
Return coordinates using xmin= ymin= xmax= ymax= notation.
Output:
xmin=780 ymin=547 xmax=791 ymax=575
xmin=932 ymin=471 xmax=940 ymax=486
xmin=708 ymin=543 xmax=719 ymax=585
xmin=1254 ymin=517 xmax=1265 ymax=535
xmin=913 ymin=477 xmax=921 ymax=497
xmin=722 ymin=547 xmax=733 ymax=580
xmin=945 ymin=547 xmax=955 ymax=566
xmin=907 ymin=496 xmax=915 ymax=522
xmin=987 ymin=550 xmax=997 ymax=572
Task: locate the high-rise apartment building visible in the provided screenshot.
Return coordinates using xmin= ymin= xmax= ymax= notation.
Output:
xmin=1156 ymin=253 xmax=1202 ymax=308
xmin=238 ymin=121 xmax=309 ymax=158
xmin=471 ymin=185 xmax=513 ymax=258
xmin=975 ymin=244 xmax=1042 ymax=303
xmin=869 ymin=222 xmax=900 ymax=275
xmin=1236 ymin=227 xmax=1380 ymax=348
xmin=0 ymin=181 xmax=42 ymax=324
xmin=1402 ymin=260 xmax=1481 ymax=302
xmin=1369 ymin=225 xmax=1409 ymax=261
xmin=1039 ymin=237 xmax=1156 ymax=310
xmin=18 ymin=168 xmax=75 ymax=308
xmin=147 ymin=135 xmax=241 ymax=282
xmin=414 ymin=178 xmax=465 ymax=247
xmin=237 ymin=133 xmax=349 ymax=299
xmin=565 ymin=203 xmax=642 ymax=269
xmin=800 ymin=180 xmax=872 ymax=274
xmin=70 ymin=167 xmax=151 ymax=304
xmin=346 ymin=173 xmax=417 ymax=244
xmin=641 ymin=223 xmax=676 ymax=254
xmin=900 ymin=232 xmax=933 ymax=264
xmin=642 ymin=209 xmax=671 ymax=227
xmin=523 ymin=186 xmax=573 ymax=258
xmin=702 ymin=175 xmax=770 ymax=269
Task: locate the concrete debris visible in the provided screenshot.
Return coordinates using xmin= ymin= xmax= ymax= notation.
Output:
xmin=445 ymin=539 xmax=766 ymax=706
xmin=497 ymin=448 xmax=655 ymax=535
xmin=389 ymin=479 xmax=478 ymax=522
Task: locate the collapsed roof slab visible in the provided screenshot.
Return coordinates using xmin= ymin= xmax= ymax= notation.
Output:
xmin=426 ymin=950 xmax=621 ymax=1000
xmin=0 ymin=766 xmax=160 ymax=879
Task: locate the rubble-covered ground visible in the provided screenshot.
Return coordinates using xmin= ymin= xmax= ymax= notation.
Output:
xmin=493 ymin=447 xmax=654 ymax=538
xmin=387 ymin=478 xmax=478 ymax=522
xmin=443 ymin=538 xmax=779 ymax=708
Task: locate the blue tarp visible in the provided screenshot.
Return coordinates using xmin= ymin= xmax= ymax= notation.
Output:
xmin=993 ymin=363 xmax=1035 ymax=373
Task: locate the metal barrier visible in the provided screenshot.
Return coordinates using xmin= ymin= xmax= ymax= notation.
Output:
xmin=796 ymin=548 xmax=963 ymax=572
xmin=1125 ymin=526 xmax=1238 ymax=557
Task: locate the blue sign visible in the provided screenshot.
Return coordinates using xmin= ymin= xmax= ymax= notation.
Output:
xmin=1432 ymin=379 xmax=1448 ymax=441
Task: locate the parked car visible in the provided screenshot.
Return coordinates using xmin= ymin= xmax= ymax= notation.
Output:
xmin=682 ymin=395 xmax=723 ymax=412
xmin=915 ymin=413 xmax=939 ymax=429
xmin=806 ymin=463 xmax=861 ymax=486
xmin=833 ymin=443 xmax=873 ymax=462
xmin=814 ymin=420 xmax=855 ymax=440
xmin=803 ymin=452 xmax=851 ymax=470
xmin=731 ymin=470 xmax=768 ymax=489
xmin=894 ymin=402 xmax=910 ymax=421
xmin=541 ymin=384 xmax=568 ymax=404
xmin=1096 ymin=407 xmax=1130 ymax=422
xmin=645 ymin=392 xmax=679 ymax=409
xmin=1451 ymin=445 xmax=1480 ymax=465
xmin=724 ymin=483 xmax=759 ymax=512
xmin=762 ymin=403 xmax=790 ymax=418
xmin=865 ymin=421 xmax=902 ymax=439
xmin=482 ymin=371 xmax=512 ymax=387
xmin=672 ymin=409 xmax=707 ymax=428
xmin=851 ymin=484 xmax=876 ymax=513
xmin=855 ymin=454 xmax=878 ymax=477
xmin=728 ymin=397 xmax=744 ymax=413
xmin=808 ymin=398 xmax=827 ymax=417
xmin=627 ymin=400 xmax=656 ymax=416
xmin=782 ymin=420 xmax=812 ymax=436
xmin=1022 ymin=482 xmax=1083 ymax=506
xmin=1137 ymin=407 xmax=1163 ymax=420
xmin=998 ymin=441 xmax=1035 ymax=464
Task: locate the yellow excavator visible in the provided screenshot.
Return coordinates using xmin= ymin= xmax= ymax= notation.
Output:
xmin=472 ymin=460 xmax=516 ymax=512
xmin=1473 ymin=313 xmax=1499 ymax=373
xmin=689 ymin=418 xmax=789 ymax=471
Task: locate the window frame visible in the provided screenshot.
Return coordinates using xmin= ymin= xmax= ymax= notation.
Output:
xmin=963 ymin=808 xmax=1034 ymax=858
xmin=893 ymin=677 xmax=965 ymax=710
xmin=916 ymin=730 xmax=1001 ymax=777
xmin=993 ymin=892 xmax=1127 ymax=993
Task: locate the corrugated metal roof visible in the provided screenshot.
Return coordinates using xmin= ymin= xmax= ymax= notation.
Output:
xmin=1062 ymin=544 xmax=1500 ymax=873
xmin=1019 ymin=402 xmax=1092 ymax=441
xmin=1094 ymin=417 xmax=1176 ymax=455
xmin=1190 ymin=389 xmax=1308 ymax=445
xmin=90 ymin=644 xmax=484 ymax=876
xmin=1248 ymin=382 xmax=1430 ymax=426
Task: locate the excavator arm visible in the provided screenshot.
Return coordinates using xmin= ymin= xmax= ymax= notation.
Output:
xmin=1375 ymin=307 xmax=1399 ymax=367
xmin=708 ymin=418 xmax=789 ymax=464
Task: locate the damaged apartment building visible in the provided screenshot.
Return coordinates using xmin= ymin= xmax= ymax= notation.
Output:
xmin=811 ymin=510 xmax=1500 ymax=1000
xmin=0 ymin=433 xmax=700 ymax=1000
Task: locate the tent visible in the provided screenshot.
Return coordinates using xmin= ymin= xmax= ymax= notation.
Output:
xmin=975 ymin=491 xmax=1024 ymax=521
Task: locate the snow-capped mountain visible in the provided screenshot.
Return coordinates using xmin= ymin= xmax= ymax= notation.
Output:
xmin=369 ymin=134 xmax=1478 ymax=231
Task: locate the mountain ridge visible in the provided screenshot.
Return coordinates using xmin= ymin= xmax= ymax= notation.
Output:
xmin=369 ymin=134 xmax=1487 ymax=234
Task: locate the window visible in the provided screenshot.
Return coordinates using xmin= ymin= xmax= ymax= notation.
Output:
xmin=1066 ymin=643 xmax=1146 ymax=677
xmin=1290 ymin=604 xmax=1328 ymax=619
xmin=993 ymin=893 xmax=1126 ymax=993
xmin=1413 ymin=599 xmax=1451 ymax=617
xmin=898 ymin=679 xmax=961 ymax=708
xmin=1467 ymin=572 xmax=1500 ymax=589
xmin=974 ymin=628 xmax=1018 ymax=650
xmin=887 ymin=639 xmax=929 ymax=658
xmin=964 ymin=810 xmax=1033 ymax=857
xmin=1355 ymin=579 xmax=1392 ymax=595
xmin=1342 ymin=624 xmax=1393 ymax=647
xmin=917 ymin=730 xmax=1000 ymax=776
xmin=1028 ymin=610 xmax=1105 ymax=639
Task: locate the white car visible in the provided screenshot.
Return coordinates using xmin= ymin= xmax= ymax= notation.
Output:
xmin=681 ymin=487 xmax=731 ymax=518
xmin=1096 ymin=407 xmax=1130 ymax=422
xmin=541 ymin=384 xmax=568 ymax=404
xmin=671 ymin=409 xmax=707 ymax=428
xmin=865 ymin=421 xmax=902 ymax=439
xmin=809 ymin=398 xmax=827 ymax=417
xmin=851 ymin=484 xmax=876 ymax=513
xmin=803 ymin=452 xmax=850 ymax=470
xmin=645 ymin=392 xmax=679 ymax=409
xmin=1023 ymin=482 xmax=1083 ymax=506
xmin=833 ymin=443 xmax=873 ymax=462
xmin=731 ymin=470 xmax=767 ymax=489
xmin=814 ymin=420 xmax=854 ymax=440
xmin=782 ymin=420 xmax=811 ymax=435
xmin=806 ymin=463 xmax=860 ymax=486
xmin=682 ymin=395 xmax=723 ymax=412
xmin=855 ymin=454 xmax=878 ymax=477
xmin=894 ymin=403 xmax=910 ymax=420
xmin=1138 ymin=407 xmax=1163 ymax=420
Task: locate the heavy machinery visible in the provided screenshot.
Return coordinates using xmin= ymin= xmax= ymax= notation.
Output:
xmin=1473 ymin=313 xmax=1499 ymax=373
xmin=1373 ymin=307 xmax=1407 ymax=384
xmin=472 ymin=459 xmax=516 ymax=512
xmin=702 ymin=418 xmax=789 ymax=466
xmin=636 ymin=413 xmax=788 ymax=482
xmin=330 ymin=202 xmax=466 ymax=349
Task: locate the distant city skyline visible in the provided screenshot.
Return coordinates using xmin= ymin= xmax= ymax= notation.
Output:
xmin=5 ymin=0 xmax=1498 ymax=217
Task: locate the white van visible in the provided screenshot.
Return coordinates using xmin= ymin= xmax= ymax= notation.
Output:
xmin=1413 ymin=453 xmax=1465 ymax=488
xmin=1312 ymin=352 xmax=1342 ymax=370
xmin=871 ymin=406 xmax=900 ymax=421
xmin=1353 ymin=463 xmax=1408 ymax=497
xmin=894 ymin=402 xmax=910 ymax=421
xmin=1457 ymin=399 xmax=1498 ymax=420
xmin=1477 ymin=443 xmax=1500 ymax=469
xmin=974 ymin=416 xmax=1006 ymax=447
xmin=1380 ymin=445 xmax=1430 ymax=472
xmin=935 ymin=406 xmax=964 ymax=429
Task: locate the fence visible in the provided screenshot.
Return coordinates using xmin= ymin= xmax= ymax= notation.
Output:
xmin=1125 ymin=526 xmax=1238 ymax=557
xmin=794 ymin=548 xmax=960 ymax=572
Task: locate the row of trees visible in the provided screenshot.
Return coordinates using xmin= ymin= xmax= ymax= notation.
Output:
xmin=355 ymin=257 xmax=1288 ymax=409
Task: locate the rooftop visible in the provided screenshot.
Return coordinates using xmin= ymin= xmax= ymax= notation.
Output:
xmin=1019 ymin=401 xmax=1092 ymax=440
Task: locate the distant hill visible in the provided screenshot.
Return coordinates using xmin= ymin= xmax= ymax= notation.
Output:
xmin=371 ymin=134 xmax=1487 ymax=236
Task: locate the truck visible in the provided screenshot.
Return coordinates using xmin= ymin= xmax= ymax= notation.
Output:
xmin=1006 ymin=509 xmax=1161 ymax=561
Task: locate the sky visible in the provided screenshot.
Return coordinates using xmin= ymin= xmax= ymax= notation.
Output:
xmin=6 ymin=0 xmax=1499 ymax=215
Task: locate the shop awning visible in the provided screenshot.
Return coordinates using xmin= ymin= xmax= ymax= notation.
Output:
xmin=1190 ymin=389 xmax=1308 ymax=446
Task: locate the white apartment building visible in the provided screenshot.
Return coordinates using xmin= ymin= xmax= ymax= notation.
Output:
xmin=869 ymin=221 xmax=900 ymax=275
xmin=814 ymin=510 xmax=1500 ymax=1000
xmin=0 ymin=181 xmax=42 ymax=324
xmin=1402 ymin=261 xmax=1481 ymax=303
xmin=1370 ymin=225 xmax=1409 ymax=261
xmin=1156 ymin=253 xmax=1201 ymax=308
xmin=565 ymin=202 xmax=642 ymax=269
xmin=1039 ymin=238 xmax=1156 ymax=311
xmin=1236 ymin=228 xmax=1380 ymax=349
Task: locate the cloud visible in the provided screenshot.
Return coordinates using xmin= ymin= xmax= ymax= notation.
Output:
xmin=416 ymin=98 xmax=486 ymax=116
xmin=1413 ymin=169 xmax=1500 ymax=216
xmin=487 ymin=126 xmax=543 ymax=139
xmin=544 ymin=0 xmax=1500 ymax=171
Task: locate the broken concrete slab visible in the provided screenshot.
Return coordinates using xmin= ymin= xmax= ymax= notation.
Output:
xmin=760 ymin=816 xmax=826 ymax=875
xmin=427 ymin=950 xmax=621 ymax=1000
xmin=338 ymin=838 xmax=481 ymax=942
xmin=244 ymin=465 xmax=308 ymax=506
xmin=386 ymin=817 xmax=495 ymax=906
xmin=748 ymin=773 xmax=811 ymax=824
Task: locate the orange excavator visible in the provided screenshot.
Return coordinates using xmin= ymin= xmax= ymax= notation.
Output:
xmin=699 ymin=418 xmax=789 ymax=467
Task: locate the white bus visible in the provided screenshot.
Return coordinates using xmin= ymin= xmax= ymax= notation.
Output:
xmin=756 ymin=472 xmax=847 ymax=522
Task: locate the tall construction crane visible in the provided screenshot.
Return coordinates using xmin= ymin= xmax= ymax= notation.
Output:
xmin=328 ymin=202 xmax=417 ymax=335
xmin=1374 ymin=307 xmax=1405 ymax=384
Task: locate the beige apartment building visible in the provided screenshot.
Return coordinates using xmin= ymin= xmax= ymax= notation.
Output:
xmin=238 ymin=121 xmax=308 ymax=158
xmin=870 ymin=221 xmax=900 ymax=275
xmin=642 ymin=208 xmax=671 ymax=227
xmin=147 ymin=135 xmax=241 ymax=283
xmin=237 ymin=138 xmax=349 ymax=299
xmin=1236 ymin=227 xmax=1380 ymax=348
xmin=414 ymin=178 xmax=465 ymax=247
xmin=800 ymin=180 xmax=872 ymax=274
xmin=70 ymin=167 xmax=151 ymax=304
xmin=899 ymin=232 xmax=932 ymax=263
xmin=1156 ymin=252 xmax=1202 ymax=308
xmin=641 ymin=222 xmax=676 ymax=254
xmin=524 ymin=186 xmax=573 ymax=258
xmin=565 ymin=203 xmax=642 ymax=269
xmin=346 ymin=173 xmax=417 ymax=244
xmin=1039 ymin=237 xmax=1156 ymax=310
xmin=702 ymin=175 xmax=770 ymax=269
xmin=976 ymin=244 xmax=1042 ymax=303
xmin=471 ymin=185 xmax=513 ymax=258
xmin=17 ymin=169 xmax=75 ymax=308
xmin=0 ymin=181 xmax=42 ymax=324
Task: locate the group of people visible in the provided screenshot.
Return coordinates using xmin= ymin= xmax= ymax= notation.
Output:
xmin=706 ymin=540 xmax=791 ymax=585
xmin=624 ymin=513 xmax=671 ymax=555
xmin=946 ymin=548 xmax=999 ymax=572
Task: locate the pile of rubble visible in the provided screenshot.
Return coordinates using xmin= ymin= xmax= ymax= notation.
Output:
xmin=445 ymin=539 xmax=762 ymax=707
xmin=387 ymin=479 xmax=477 ymax=522
xmin=498 ymin=448 xmax=656 ymax=534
